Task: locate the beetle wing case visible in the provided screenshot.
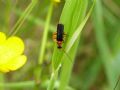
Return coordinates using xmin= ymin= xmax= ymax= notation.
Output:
xmin=57 ymin=24 xmax=64 ymax=41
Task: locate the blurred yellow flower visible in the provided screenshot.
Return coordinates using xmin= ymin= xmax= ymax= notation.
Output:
xmin=0 ymin=32 xmax=27 ymax=73
xmin=53 ymin=0 xmax=61 ymax=3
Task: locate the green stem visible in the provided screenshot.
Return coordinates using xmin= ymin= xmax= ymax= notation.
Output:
xmin=38 ymin=3 xmax=53 ymax=64
xmin=14 ymin=8 xmax=56 ymax=32
xmin=0 ymin=73 xmax=5 ymax=90
xmin=0 ymin=81 xmax=35 ymax=88
xmin=47 ymin=64 xmax=61 ymax=90
xmin=34 ymin=2 xmax=53 ymax=90
xmin=4 ymin=0 xmax=11 ymax=34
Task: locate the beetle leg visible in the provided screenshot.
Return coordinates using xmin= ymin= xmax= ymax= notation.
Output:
xmin=53 ymin=32 xmax=57 ymax=35
xmin=52 ymin=34 xmax=57 ymax=42
xmin=63 ymin=33 xmax=66 ymax=41
xmin=63 ymin=33 xmax=66 ymax=36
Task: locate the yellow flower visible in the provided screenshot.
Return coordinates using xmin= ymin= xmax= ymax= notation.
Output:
xmin=53 ymin=0 xmax=61 ymax=3
xmin=0 ymin=32 xmax=27 ymax=73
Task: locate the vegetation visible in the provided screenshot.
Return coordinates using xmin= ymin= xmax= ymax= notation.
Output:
xmin=0 ymin=0 xmax=120 ymax=90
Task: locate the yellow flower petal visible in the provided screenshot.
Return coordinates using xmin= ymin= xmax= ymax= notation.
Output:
xmin=0 ymin=32 xmax=27 ymax=72
xmin=0 ymin=32 xmax=7 ymax=55
xmin=0 ymin=32 xmax=6 ymax=44
xmin=53 ymin=0 xmax=61 ymax=3
xmin=0 ymin=55 xmax=27 ymax=72
xmin=0 ymin=48 xmax=19 ymax=65
xmin=0 ymin=66 xmax=9 ymax=73
xmin=55 ymin=0 xmax=61 ymax=3
xmin=5 ymin=55 xmax=27 ymax=71
xmin=0 ymin=45 xmax=7 ymax=55
xmin=0 ymin=36 xmax=25 ymax=65
xmin=5 ymin=36 xmax=24 ymax=55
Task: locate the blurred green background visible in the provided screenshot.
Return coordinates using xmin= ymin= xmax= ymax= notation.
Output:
xmin=0 ymin=0 xmax=120 ymax=90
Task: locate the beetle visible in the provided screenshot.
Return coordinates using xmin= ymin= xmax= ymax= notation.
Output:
xmin=53 ymin=23 xmax=66 ymax=49
xmin=52 ymin=23 xmax=73 ymax=63
xmin=53 ymin=24 xmax=120 ymax=89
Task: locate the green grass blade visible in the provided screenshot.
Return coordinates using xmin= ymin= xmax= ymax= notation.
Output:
xmin=8 ymin=0 xmax=38 ymax=36
xmin=48 ymin=0 xmax=95 ymax=90
xmin=48 ymin=2 xmax=82 ymax=89
xmin=52 ymin=0 xmax=79 ymax=72
xmin=14 ymin=8 xmax=55 ymax=32
xmin=65 ymin=0 xmax=95 ymax=53
xmin=93 ymin=0 xmax=120 ymax=89
xmin=47 ymin=64 xmax=61 ymax=90
xmin=58 ymin=0 xmax=96 ymax=89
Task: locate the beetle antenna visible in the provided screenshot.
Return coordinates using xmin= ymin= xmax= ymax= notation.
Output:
xmin=114 ymin=75 xmax=120 ymax=90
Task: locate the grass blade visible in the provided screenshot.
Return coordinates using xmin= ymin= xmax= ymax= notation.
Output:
xmin=48 ymin=0 xmax=95 ymax=90
xmin=9 ymin=0 xmax=38 ymax=36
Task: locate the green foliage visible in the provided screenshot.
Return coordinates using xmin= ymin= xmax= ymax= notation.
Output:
xmin=48 ymin=0 xmax=95 ymax=90
xmin=0 ymin=0 xmax=120 ymax=90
